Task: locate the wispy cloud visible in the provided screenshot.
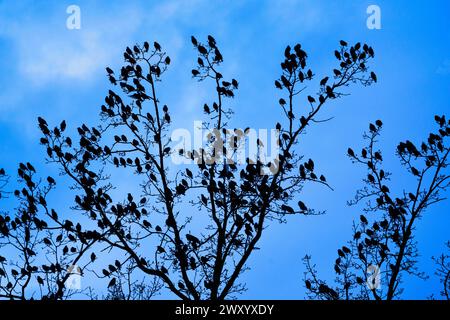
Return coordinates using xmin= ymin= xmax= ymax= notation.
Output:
xmin=0 ymin=2 xmax=144 ymax=85
xmin=0 ymin=0 xmax=220 ymax=86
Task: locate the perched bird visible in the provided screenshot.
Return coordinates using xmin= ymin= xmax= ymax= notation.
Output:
xmin=360 ymin=215 xmax=368 ymax=224
xmin=298 ymin=201 xmax=308 ymax=211
xmin=320 ymin=77 xmax=329 ymax=86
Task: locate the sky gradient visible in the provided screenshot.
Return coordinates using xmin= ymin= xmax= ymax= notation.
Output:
xmin=0 ymin=0 xmax=449 ymax=299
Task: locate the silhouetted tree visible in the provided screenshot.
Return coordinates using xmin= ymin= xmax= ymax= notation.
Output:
xmin=0 ymin=164 xmax=101 ymax=299
xmin=434 ymin=241 xmax=450 ymax=300
xmin=0 ymin=36 xmax=376 ymax=300
xmin=89 ymin=261 xmax=162 ymax=300
xmin=304 ymin=116 xmax=450 ymax=300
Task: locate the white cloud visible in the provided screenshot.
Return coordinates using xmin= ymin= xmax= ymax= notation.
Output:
xmin=0 ymin=0 xmax=245 ymax=87
xmin=0 ymin=0 xmax=221 ymax=87
xmin=20 ymin=31 xmax=108 ymax=83
xmin=0 ymin=3 xmax=144 ymax=85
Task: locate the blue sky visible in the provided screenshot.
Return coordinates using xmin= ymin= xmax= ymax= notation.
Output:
xmin=0 ymin=0 xmax=449 ymax=299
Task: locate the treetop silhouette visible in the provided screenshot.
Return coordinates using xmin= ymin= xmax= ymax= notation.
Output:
xmin=0 ymin=35 xmax=376 ymax=300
